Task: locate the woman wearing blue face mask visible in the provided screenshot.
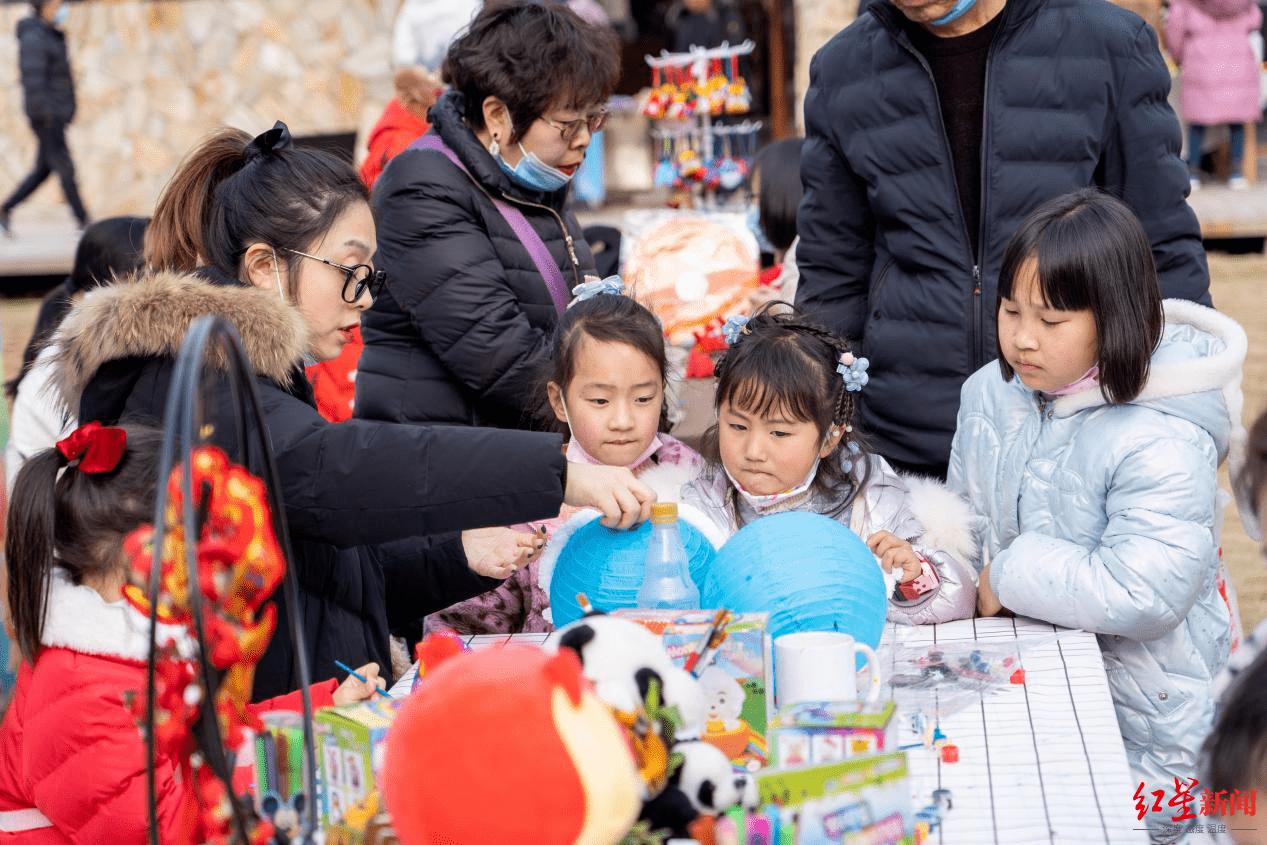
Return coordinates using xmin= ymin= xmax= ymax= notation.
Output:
xmin=359 ymin=0 xmax=621 ymax=431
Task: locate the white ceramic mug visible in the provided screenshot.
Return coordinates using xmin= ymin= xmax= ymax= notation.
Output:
xmin=774 ymin=631 xmax=882 ymax=708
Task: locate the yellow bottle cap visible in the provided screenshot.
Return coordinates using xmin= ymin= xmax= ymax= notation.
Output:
xmin=650 ymin=502 xmax=679 ymax=523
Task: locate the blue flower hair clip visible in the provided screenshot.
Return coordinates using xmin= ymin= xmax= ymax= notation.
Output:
xmin=721 ymin=314 xmax=750 ymax=345
xmin=837 ymin=351 xmax=869 ymax=392
xmin=570 ymin=275 xmax=625 ymax=304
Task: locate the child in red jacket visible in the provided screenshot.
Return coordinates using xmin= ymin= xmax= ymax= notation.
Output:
xmin=0 ymin=424 xmax=382 ymax=844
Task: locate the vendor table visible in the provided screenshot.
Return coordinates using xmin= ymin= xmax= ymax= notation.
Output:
xmin=885 ymin=616 xmax=1145 ymax=845
xmin=388 ymin=617 xmax=1145 ymax=845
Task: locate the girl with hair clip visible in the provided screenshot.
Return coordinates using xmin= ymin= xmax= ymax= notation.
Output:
xmin=681 ymin=302 xmax=978 ymax=625
xmin=0 ymin=423 xmax=384 ymax=843
xmin=947 ymin=188 xmax=1249 ymax=845
xmin=45 ymin=122 xmax=653 ymax=700
xmin=426 ymin=277 xmax=705 ymax=634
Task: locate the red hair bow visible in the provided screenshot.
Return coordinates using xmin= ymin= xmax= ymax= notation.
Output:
xmin=56 ymin=421 xmax=127 ymax=474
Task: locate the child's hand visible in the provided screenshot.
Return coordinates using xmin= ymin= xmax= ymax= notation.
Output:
xmin=461 ymin=526 xmax=547 ymax=579
xmin=867 ymin=531 xmax=924 ymax=583
xmin=977 ymin=563 xmax=1005 ymax=616
xmin=564 ymin=463 xmax=656 ymax=529
xmin=332 ymin=662 xmax=386 ymax=705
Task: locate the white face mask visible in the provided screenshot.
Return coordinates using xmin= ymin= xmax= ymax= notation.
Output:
xmin=722 ymin=428 xmax=841 ymax=515
xmin=560 ymin=399 xmax=662 ymax=470
xmin=724 ymin=457 xmax=821 ymax=515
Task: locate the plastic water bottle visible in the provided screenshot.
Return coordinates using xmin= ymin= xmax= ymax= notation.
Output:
xmin=637 ymin=502 xmax=700 ymax=610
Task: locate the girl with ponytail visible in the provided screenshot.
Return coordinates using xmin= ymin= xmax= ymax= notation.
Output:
xmin=0 ymin=423 xmax=382 ymax=843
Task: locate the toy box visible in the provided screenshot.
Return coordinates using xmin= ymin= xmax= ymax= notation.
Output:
xmin=239 ymin=711 xmax=309 ymax=834
xmin=769 ymin=700 xmax=897 ymax=767
xmin=756 ymin=752 xmax=915 ymax=844
xmin=315 ymin=697 xmax=402 ymax=836
xmin=612 ymin=608 xmax=773 ymax=767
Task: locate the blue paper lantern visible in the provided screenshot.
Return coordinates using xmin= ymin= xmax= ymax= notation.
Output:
xmin=549 ymin=516 xmax=719 ymax=627
xmin=700 ymin=512 xmax=887 ymax=650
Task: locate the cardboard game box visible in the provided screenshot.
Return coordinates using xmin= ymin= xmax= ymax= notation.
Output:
xmin=315 ymin=697 xmax=401 ymax=837
xmin=756 ymin=752 xmax=915 ymax=844
xmin=769 ymin=700 xmax=898 ymax=767
xmin=612 ymin=608 xmax=773 ymax=767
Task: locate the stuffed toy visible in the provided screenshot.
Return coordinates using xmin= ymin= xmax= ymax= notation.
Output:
xmin=548 ymin=613 xmax=708 ymax=741
xmin=640 ymin=739 xmax=759 ymax=840
xmin=549 ymin=613 xmax=759 ymax=844
xmin=382 ymin=638 xmax=643 ymax=845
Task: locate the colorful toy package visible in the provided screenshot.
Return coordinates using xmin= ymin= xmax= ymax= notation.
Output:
xmin=612 ymin=608 xmax=773 ymax=767
xmin=241 ymin=711 xmax=310 ymax=833
xmin=756 ymin=752 xmax=915 ymax=844
xmin=315 ymin=697 xmax=402 ymax=837
xmin=769 ymin=700 xmax=897 ymax=767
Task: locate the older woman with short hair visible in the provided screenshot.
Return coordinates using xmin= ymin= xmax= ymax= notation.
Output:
xmin=358 ymin=0 xmax=620 ymax=430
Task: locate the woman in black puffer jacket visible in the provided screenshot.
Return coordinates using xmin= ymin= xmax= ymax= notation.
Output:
xmin=48 ymin=122 xmax=653 ymax=700
xmin=358 ymin=0 xmax=620 ymax=430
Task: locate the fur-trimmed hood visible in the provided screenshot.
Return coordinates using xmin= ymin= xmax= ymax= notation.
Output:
xmin=48 ymin=269 xmax=308 ymax=415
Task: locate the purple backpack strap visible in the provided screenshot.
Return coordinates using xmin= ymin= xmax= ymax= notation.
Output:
xmin=409 ymin=134 xmax=570 ymax=314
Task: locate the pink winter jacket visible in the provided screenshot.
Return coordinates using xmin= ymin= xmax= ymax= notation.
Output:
xmin=1167 ymin=0 xmax=1263 ymax=125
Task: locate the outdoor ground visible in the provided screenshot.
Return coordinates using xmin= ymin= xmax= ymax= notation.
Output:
xmin=2 ymin=250 xmax=1265 ymax=628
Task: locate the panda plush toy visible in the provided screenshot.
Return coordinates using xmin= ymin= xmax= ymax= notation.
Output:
xmin=640 ymin=739 xmax=760 ymax=839
xmin=548 ymin=613 xmax=758 ymax=839
xmin=546 ymin=612 xmax=707 ymax=739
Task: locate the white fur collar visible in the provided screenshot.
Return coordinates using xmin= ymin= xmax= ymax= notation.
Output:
xmin=41 ymin=568 xmax=189 ymax=662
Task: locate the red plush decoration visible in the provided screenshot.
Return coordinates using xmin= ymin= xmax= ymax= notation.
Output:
xmin=120 ymin=445 xmax=285 ymax=845
xmin=384 ymin=641 xmax=643 ymax=845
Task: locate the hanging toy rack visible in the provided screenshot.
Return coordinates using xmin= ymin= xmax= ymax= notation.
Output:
xmin=141 ymin=314 xmax=320 ymax=845
xmin=642 ymin=40 xmax=759 ymax=208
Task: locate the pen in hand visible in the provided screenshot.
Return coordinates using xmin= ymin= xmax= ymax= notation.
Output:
xmin=335 ymin=659 xmax=392 ymax=699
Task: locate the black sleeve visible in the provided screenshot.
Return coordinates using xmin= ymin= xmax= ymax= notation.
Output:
xmin=18 ymin=29 xmax=52 ymax=124
xmin=256 ymin=379 xmax=568 ymax=548
xmin=370 ymin=533 xmax=502 ymax=629
xmin=1101 ymin=20 xmax=1211 ymax=306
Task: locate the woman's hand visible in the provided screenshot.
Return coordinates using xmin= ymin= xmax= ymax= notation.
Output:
xmin=564 ymin=463 xmax=656 ymax=529
xmin=976 ymin=563 xmax=1004 ymax=616
xmin=332 ymin=662 xmax=386 ymax=705
xmin=867 ymin=531 xmax=924 ymax=582
xmin=461 ymin=526 xmax=547 ymax=579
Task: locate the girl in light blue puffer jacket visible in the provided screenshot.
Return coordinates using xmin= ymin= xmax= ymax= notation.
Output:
xmin=948 ymin=189 xmax=1249 ymax=845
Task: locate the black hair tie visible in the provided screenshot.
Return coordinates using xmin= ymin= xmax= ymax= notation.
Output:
xmin=244 ymin=120 xmax=293 ymax=163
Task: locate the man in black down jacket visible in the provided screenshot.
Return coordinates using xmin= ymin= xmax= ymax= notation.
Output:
xmin=796 ymin=0 xmax=1210 ymax=479
xmin=0 ymin=0 xmax=89 ymax=236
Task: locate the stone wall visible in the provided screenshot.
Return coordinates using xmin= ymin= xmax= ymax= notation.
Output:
xmin=0 ymin=0 xmax=400 ymax=222
xmin=792 ymin=0 xmax=858 ymax=132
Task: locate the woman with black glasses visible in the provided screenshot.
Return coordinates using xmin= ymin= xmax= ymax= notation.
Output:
xmin=46 ymin=121 xmax=654 ymax=700
xmin=358 ymin=0 xmax=620 ymax=430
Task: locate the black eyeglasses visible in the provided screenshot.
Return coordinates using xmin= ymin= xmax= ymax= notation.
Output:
xmin=282 ymin=248 xmax=386 ymax=303
xmin=541 ymin=107 xmax=609 ymax=142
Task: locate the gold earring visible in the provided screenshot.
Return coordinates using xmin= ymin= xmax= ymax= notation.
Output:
xmin=488 ymin=135 xmax=500 ymax=157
